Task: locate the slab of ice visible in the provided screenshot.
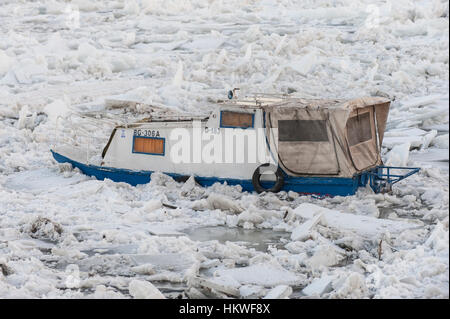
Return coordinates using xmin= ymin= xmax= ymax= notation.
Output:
xmin=384 ymin=128 xmax=428 ymax=138
xmin=384 ymin=143 xmax=411 ymax=167
xmin=431 ymin=134 xmax=449 ymax=149
xmin=302 ymin=275 xmax=334 ymax=296
xmin=191 ymin=276 xmax=240 ymax=297
xmin=239 ymin=285 xmax=266 ymax=298
xmin=383 ymin=135 xmax=424 ymax=149
xmin=306 ymin=242 xmax=345 ymax=269
xmin=422 ymin=124 xmax=449 ymax=132
xmin=128 ymin=279 xmax=165 ymax=299
xmin=410 ymin=148 xmax=449 ymax=164
xmin=192 ymin=193 xmax=244 ymax=214
xmin=0 ymin=0 xmax=448 ymax=300
xmin=420 ymin=130 xmax=438 ymax=150
xmin=131 ymin=264 xmax=155 ymax=275
xmin=0 ymin=50 xmax=13 ymax=75
xmin=263 ymin=285 xmax=292 ymax=299
xmin=399 ymin=95 xmax=444 ymax=110
xmin=146 ymin=225 xmax=185 ymax=236
xmin=44 ymin=99 xmax=71 ymax=123
xmin=383 ymin=128 xmax=427 ymax=149
xmin=293 ymin=203 xmax=417 ymax=238
xmin=290 ymin=213 xmax=322 ymax=241
xmin=4 ymin=168 xmax=86 ymax=193
xmin=180 ymin=36 xmax=225 ymax=51
xmin=215 ymin=263 xmax=303 ymax=287
xmin=130 ymin=253 xmax=197 ymax=275
xmin=288 ymin=52 xmax=319 ymax=76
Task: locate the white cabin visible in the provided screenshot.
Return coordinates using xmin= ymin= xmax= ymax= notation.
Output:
xmin=101 ymin=98 xmax=277 ymax=180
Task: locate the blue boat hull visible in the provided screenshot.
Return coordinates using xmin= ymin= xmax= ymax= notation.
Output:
xmin=51 ymin=150 xmax=368 ymax=197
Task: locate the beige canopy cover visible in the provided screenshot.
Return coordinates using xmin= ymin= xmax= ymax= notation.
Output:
xmin=264 ymin=96 xmax=390 ymax=178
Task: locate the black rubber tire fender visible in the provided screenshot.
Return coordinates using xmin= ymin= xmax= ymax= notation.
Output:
xmin=252 ymin=163 xmax=285 ymax=193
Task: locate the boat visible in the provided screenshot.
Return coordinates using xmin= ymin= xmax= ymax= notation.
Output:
xmin=51 ymin=93 xmax=419 ymax=197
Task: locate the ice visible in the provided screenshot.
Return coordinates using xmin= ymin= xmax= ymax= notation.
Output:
xmin=424 ymin=222 xmax=447 ymax=252
xmin=330 ymin=273 xmax=368 ymax=299
xmin=288 ymin=51 xmax=319 ymax=76
xmin=44 ymin=99 xmax=71 ymax=123
xmin=384 ymin=143 xmax=411 ymax=167
xmin=24 ymin=217 xmax=64 ymax=242
xmin=180 ymin=34 xmax=225 ymax=51
xmin=92 ymin=285 xmax=125 ymax=299
xmin=431 ymin=134 xmax=449 ymax=149
xmin=191 ymin=276 xmax=241 ymax=297
xmin=263 ymin=285 xmax=292 ymax=299
xmin=290 ymin=213 xmax=323 ymax=241
xmin=192 ymin=193 xmax=244 ymax=214
xmin=422 ymin=124 xmax=449 ymax=132
xmin=400 ymin=95 xmax=444 ymax=110
xmin=410 ymin=148 xmax=449 ymax=170
xmin=293 ymin=203 xmax=417 ymax=239
xmin=130 ymin=253 xmax=198 ymax=278
xmin=0 ymin=50 xmax=13 ymax=76
xmin=420 ymin=130 xmax=438 ymax=150
xmin=215 ymin=263 xmax=304 ymax=287
xmin=128 ymin=279 xmax=165 ymax=299
xmin=0 ymin=0 xmax=448 ymax=299
xmin=4 ymin=168 xmax=86 ymax=193
xmin=172 ymin=60 xmax=184 ymax=87
xmin=302 ymin=275 xmax=334 ymax=297
xmin=146 ymin=225 xmax=185 ymax=236
xmin=306 ymin=242 xmax=346 ymax=270
xmin=383 ymin=128 xmax=428 ymax=149
xmin=131 ymin=264 xmax=156 ymax=275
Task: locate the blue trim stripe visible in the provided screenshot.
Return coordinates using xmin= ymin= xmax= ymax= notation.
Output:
xmin=51 ymin=150 xmax=366 ymax=197
xmin=219 ymin=111 xmax=255 ymax=129
xmin=132 ymin=136 xmax=165 ymax=156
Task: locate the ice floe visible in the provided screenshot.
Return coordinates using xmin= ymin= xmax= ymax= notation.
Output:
xmin=0 ymin=0 xmax=448 ymax=299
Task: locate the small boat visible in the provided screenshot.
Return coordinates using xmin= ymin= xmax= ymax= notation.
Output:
xmin=51 ymin=94 xmax=419 ymax=197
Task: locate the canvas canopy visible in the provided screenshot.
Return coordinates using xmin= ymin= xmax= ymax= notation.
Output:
xmin=263 ymin=96 xmax=390 ymax=178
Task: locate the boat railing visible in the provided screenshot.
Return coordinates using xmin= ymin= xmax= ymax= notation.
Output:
xmin=53 ymin=111 xmax=115 ymax=165
xmin=367 ymin=166 xmax=421 ymax=193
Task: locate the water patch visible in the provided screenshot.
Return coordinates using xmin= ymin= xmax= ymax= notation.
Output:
xmin=183 ymin=226 xmax=290 ymax=252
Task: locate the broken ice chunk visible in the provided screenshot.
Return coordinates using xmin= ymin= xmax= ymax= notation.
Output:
xmin=128 ymin=279 xmax=165 ymax=299
xmin=131 ymin=264 xmax=155 ymax=275
xmin=302 ymin=275 xmax=334 ymax=296
xmin=384 ymin=142 xmax=411 ymax=166
xmin=263 ymin=285 xmax=293 ymax=299
xmin=239 ymin=285 xmax=266 ymax=298
xmin=293 ymin=203 xmax=417 ymax=238
xmin=191 ymin=276 xmax=241 ymax=297
xmin=305 ymin=244 xmax=345 ymax=269
xmin=192 ymin=193 xmax=243 ymax=214
xmin=215 ymin=263 xmax=303 ymax=287
xmin=290 ymin=213 xmax=322 ymax=241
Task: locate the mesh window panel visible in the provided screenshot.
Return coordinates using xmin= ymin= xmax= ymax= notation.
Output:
xmin=347 ymin=112 xmax=372 ymax=146
xmin=133 ymin=137 xmax=164 ymax=155
xmin=278 ymin=120 xmax=329 ymax=142
xmin=221 ymin=111 xmax=253 ymax=128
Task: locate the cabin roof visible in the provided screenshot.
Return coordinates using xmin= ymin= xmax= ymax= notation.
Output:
xmin=219 ymin=95 xmax=390 ymax=111
xmin=121 ymin=95 xmax=390 ymax=126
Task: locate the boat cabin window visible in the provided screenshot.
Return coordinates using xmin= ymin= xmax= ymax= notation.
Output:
xmin=278 ymin=120 xmax=328 ymax=142
xmin=220 ymin=111 xmax=254 ymax=128
xmin=132 ymin=136 xmax=165 ymax=155
xmin=346 ymin=112 xmax=372 ymax=146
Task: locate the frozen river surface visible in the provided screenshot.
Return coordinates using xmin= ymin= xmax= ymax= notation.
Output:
xmin=0 ymin=0 xmax=448 ymax=298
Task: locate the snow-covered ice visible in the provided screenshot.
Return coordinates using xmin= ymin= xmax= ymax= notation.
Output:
xmin=0 ymin=0 xmax=448 ymax=299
